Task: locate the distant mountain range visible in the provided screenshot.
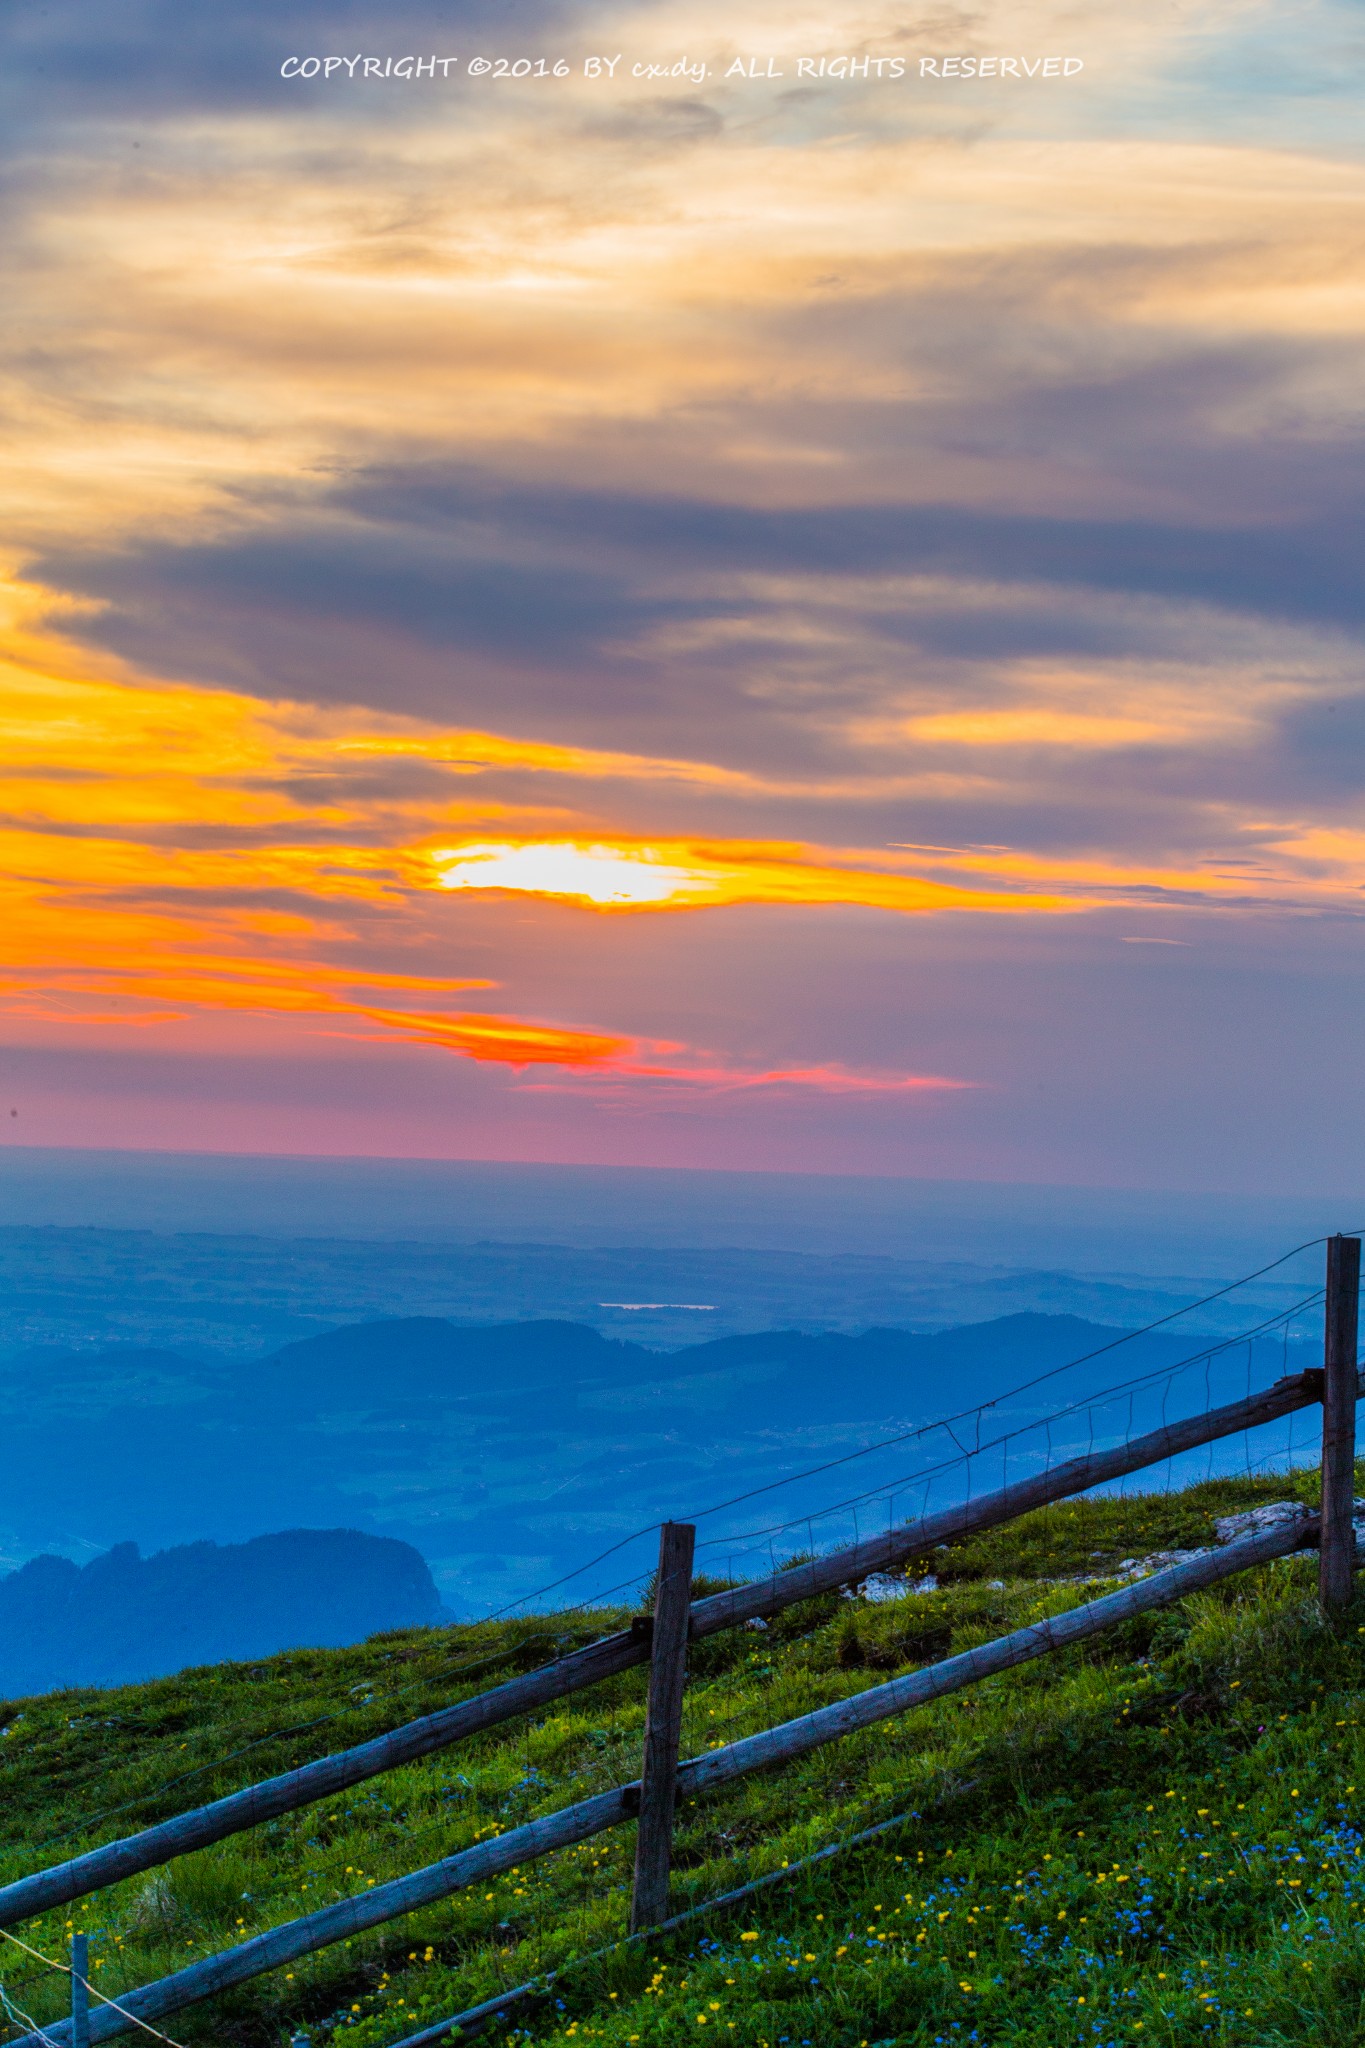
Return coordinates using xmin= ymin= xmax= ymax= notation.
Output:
xmin=0 ymin=1529 xmax=445 ymax=1696
xmin=0 ymin=1219 xmax=1318 ymax=1356
xmin=0 ymin=1311 xmax=1316 ymax=1619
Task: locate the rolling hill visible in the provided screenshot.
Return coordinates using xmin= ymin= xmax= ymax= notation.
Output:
xmin=0 ymin=1313 xmax=1314 ymax=1616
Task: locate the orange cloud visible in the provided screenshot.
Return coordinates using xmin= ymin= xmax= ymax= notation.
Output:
xmin=6 ymin=580 xmax=1365 ymax=1106
xmin=360 ymin=1006 xmax=633 ymax=1068
xmin=357 ymin=1012 xmax=969 ymax=1091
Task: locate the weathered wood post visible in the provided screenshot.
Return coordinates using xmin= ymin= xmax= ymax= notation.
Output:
xmin=70 ymin=1933 xmax=89 ymax=2048
xmin=1319 ymin=1234 xmax=1360 ymax=1612
xmin=629 ymin=1521 xmax=695 ymax=1932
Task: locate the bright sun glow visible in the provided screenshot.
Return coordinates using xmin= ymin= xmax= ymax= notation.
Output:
xmin=431 ymin=841 xmax=705 ymax=906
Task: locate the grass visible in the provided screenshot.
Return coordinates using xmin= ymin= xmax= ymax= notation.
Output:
xmin=2 ymin=1465 xmax=1365 ymax=2048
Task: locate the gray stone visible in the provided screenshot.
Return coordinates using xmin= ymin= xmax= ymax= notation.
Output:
xmin=859 ymin=1573 xmax=913 ymax=1602
xmin=1213 ymin=1502 xmax=1303 ymax=1545
xmin=1116 ymin=1548 xmax=1209 ymax=1580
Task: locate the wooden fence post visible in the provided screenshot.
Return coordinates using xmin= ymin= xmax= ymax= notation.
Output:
xmin=630 ymin=1521 xmax=695 ymax=1932
xmin=70 ymin=1934 xmax=89 ymax=2048
xmin=1320 ymin=1234 xmax=1360 ymax=1612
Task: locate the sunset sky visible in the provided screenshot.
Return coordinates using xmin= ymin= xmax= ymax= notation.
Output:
xmin=2 ymin=0 xmax=1363 ymax=1189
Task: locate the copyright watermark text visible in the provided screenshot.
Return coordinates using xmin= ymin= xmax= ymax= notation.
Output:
xmin=278 ymin=52 xmax=1086 ymax=84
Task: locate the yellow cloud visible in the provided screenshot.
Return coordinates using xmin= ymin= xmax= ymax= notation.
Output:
xmin=426 ymin=837 xmax=1076 ymax=913
xmin=433 ymin=841 xmax=705 ymax=906
xmin=342 ymin=728 xmax=762 ymax=792
xmin=907 ymin=709 xmax=1175 ymax=749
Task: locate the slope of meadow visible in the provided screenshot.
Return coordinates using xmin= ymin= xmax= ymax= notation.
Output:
xmin=2 ymin=1469 xmax=1364 ymax=2048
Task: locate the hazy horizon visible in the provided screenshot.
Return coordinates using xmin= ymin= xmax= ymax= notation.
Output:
xmin=3 ymin=1142 xmax=1361 ymax=1274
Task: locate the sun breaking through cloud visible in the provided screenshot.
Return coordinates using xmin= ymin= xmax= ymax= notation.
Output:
xmin=426 ymin=838 xmax=1078 ymax=914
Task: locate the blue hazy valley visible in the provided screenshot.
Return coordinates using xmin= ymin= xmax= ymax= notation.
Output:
xmin=0 ymin=1158 xmax=1337 ymax=1690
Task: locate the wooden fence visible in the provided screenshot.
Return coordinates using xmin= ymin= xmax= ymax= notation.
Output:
xmin=0 ymin=1365 xmax=1330 ymax=1929
xmin=5 ymin=1236 xmax=1360 ymax=2048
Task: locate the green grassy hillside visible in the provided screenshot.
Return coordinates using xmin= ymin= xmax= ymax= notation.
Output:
xmin=3 ymin=1467 xmax=1364 ymax=2048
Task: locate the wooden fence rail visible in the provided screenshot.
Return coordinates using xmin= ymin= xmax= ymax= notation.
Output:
xmin=9 ymin=1514 xmax=1318 ymax=2048
xmin=0 ymin=1366 xmax=1327 ymax=1934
